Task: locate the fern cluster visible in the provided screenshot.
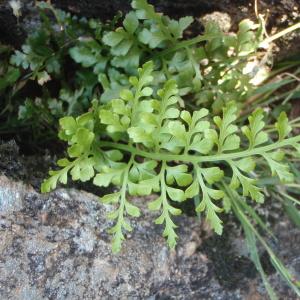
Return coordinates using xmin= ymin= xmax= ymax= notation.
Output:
xmin=1 ymin=0 xmax=264 ymax=133
xmin=42 ymin=61 xmax=300 ymax=253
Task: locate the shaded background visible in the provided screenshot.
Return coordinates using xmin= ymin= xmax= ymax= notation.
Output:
xmin=1 ymin=0 xmax=300 ymax=58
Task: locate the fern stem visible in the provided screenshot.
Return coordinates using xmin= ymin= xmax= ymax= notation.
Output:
xmin=160 ymin=161 xmax=169 ymax=217
xmin=194 ymin=166 xmax=206 ymax=210
xmin=151 ymin=33 xmax=220 ymax=59
xmin=159 ymin=160 xmax=178 ymax=248
xmin=262 ymin=22 xmax=300 ymax=44
xmin=113 ymin=155 xmax=134 ymax=243
xmin=99 ymin=135 xmax=300 ymax=164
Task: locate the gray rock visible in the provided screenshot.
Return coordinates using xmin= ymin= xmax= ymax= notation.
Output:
xmin=0 ymin=175 xmax=35 ymax=213
xmin=0 ymin=175 xmax=299 ymax=299
xmin=200 ymin=12 xmax=232 ymax=32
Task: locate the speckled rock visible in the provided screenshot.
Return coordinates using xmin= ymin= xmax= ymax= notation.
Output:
xmin=0 ymin=175 xmax=238 ymax=299
xmin=200 ymin=12 xmax=232 ymax=32
xmin=0 ymin=174 xmax=299 ymax=299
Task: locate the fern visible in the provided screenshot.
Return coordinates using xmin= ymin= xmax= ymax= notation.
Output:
xmin=42 ymin=61 xmax=300 ymax=252
xmin=4 ymin=0 xmax=267 ymax=134
xmin=3 ymin=1 xmax=297 ymax=296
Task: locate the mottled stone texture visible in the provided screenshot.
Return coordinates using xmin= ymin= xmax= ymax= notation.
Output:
xmin=0 ymin=175 xmax=239 ymax=299
xmin=0 ymin=173 xmax=299 ymax=299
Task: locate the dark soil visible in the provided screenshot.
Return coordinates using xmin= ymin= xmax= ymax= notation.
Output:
xmin=200 ymin=225 xmax=257 ymax=290
xmin=0 ymin=140 xmax=53 ymax=190
xmin=0 ymin=140 xmax=108 ymax=196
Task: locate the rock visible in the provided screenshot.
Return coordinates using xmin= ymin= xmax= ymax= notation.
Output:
xmin=200 ymin=12 xmax=232 ymax=32
xmin=0 ymin=175 xmax=35 ymax=213
xmin=0 ymin=174 xmax=299 ymax=299
xmin=0 ymin=175 xmax=245 ymax=299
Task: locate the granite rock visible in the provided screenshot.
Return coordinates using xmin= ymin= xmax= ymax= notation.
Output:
xmin=0 ymin=175 xmax=249 ymax=299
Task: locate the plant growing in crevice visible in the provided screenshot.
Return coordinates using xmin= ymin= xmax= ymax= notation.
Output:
xmin=42 ymin=61 xmax=300 ymax=270
xmin=1 ymin=0 xmax=300 ymax=298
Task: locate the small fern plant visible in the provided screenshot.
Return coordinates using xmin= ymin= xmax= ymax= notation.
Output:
xmin=42 ymin=61 xmax=300 ymax=253
xmin=5 ymin=0 xmax=265 ymax=131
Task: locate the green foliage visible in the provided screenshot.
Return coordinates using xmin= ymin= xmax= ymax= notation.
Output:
xmin=1 ymin=0 xmax=265 ymax=135
xmin=42 ymin=61 xmax=300 ymax=253
xmin=1 ymin=3 xmax=110 ymax=134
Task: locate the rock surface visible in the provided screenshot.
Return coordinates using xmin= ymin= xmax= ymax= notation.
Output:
xmin=0 ymin=173 xmax=299 ymax=299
